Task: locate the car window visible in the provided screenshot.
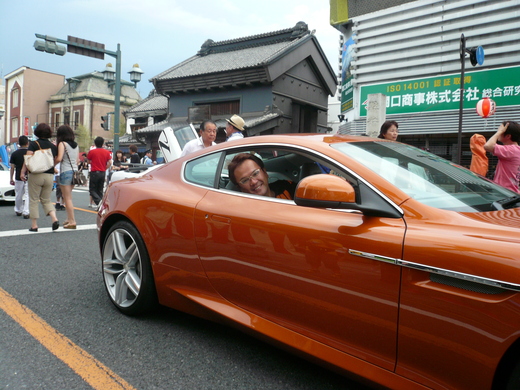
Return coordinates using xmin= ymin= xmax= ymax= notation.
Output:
xmin=184 ymin=152 xmax=223 ymax=187
xmin=219 ymin=147 xmax=356 ymax=197
xmin=332 ymin=141 xmax=514 ymax=212
xmin=175 ymin=125 xmax=198 ymax=150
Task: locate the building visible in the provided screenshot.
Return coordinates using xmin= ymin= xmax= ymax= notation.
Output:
xmin=331 ymin=0 xmax=520 ymax=166
xmin=134 ymin=21 xmax=337 ymax=151
xmin=48 ymin=71 xmax=141 ymax=141
xmin=0 ymin=79 xmax=5 ymax=144
xmin=3 ymin=67 xmax=65 ymax=144
xmin=122 ymin=90 xmax=168 ymax=153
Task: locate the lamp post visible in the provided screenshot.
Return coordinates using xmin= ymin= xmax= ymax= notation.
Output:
xmin=456 ymin=34 xmax=484 ymax=165
xmin=33 ymin=34 xmax=143 ymax=152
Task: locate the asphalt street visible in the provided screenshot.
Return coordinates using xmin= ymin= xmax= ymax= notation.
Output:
xmin=0 ymin=185 xmax=373 ymax=390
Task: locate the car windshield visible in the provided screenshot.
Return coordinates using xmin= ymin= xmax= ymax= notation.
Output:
xmin=332 ymin=141 xmax=518 ymax=212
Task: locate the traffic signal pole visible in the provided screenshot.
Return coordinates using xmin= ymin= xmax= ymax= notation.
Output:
xmin=34 ymin=34 xmax=122 ymax=151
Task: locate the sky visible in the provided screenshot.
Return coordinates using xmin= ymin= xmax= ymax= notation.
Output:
xmin=0 ymin=0 xmax=341 ymax=99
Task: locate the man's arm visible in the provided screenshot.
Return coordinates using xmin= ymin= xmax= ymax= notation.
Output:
xmin=484 ymin=122 xmax=508 ymax=153
xmin=9 ymin=164 xmax=15 ymax=185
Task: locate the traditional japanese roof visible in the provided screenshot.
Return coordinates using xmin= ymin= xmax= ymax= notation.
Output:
xmin=136 ymin=111 xmax=281 ymax=135
xmin=125 ymin=90 xmax=168 ymax=117
xmin=151 ymin=22 xmax=336 ymax=96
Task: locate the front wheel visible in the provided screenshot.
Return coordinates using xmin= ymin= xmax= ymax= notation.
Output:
xmin=102 ymin=220 xmax=158 ymax=315
xmin=506 ymin=360 xmax=520 ymax=390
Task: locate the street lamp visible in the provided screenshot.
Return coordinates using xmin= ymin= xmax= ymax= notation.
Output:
xmin=128 ymin=64 xmax=144 ymax=87
xmin=102 ymin=63 xmax=116 ymax=83
xmin=456 ymin=34 xmax=484 ymax=165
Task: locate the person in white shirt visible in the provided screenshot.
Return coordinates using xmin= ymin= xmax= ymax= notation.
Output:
xmin=180 ymin=120 xmax=217 ymax=157
xmin=225 ymin=114 xmax=245 ymax=141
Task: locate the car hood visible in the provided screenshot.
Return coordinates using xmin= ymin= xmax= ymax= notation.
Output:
xmin=461 ymin=208 xmax=520 ymax=231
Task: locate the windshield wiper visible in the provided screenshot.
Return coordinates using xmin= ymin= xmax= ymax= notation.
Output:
xmin=492 ymin=194 xmax=520 ymax=210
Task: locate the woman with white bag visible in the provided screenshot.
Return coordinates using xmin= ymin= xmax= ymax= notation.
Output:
xmin=20 ymin=123 xmax=59 ymax=232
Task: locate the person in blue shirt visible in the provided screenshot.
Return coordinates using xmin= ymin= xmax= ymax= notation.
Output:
xmin=141 ymin=150 xmax=153 ymax=165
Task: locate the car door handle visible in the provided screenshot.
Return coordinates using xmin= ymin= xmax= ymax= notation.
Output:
xmin=210 ymin=215 xmax=231 ymax=225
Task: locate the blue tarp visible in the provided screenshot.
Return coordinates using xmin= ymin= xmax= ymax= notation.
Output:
xmin=0 ymin=145 xmax=8 ymax=165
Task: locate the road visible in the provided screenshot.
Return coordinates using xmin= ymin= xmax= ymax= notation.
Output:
xmin=0 ymin=186 xmax=373 ymax=390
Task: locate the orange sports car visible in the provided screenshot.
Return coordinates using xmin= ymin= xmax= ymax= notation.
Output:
xmin=97 ymin=134 xmax=520 ymax=390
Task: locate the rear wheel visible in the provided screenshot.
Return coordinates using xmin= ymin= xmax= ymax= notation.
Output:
xmin=102 ymin=220 xmax=157 ymax=315
xmin=506 ymin=360 xmax=520 ymax=390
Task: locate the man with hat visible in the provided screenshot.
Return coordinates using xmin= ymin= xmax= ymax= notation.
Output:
xmin=226 ymin=114 xmax=245 ymax=141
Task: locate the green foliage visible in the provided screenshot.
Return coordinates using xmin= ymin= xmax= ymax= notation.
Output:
xmin=75 ymin=124 xmax=92 ymax=152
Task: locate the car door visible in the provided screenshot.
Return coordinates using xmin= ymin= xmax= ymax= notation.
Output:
xmin=193 ymin=149 xmax=406 ymax=371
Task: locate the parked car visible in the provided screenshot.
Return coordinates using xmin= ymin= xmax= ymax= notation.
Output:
xmin=109 ymin=124 xmax=198 ymax=182
xmin=97 ymin=134 xmax=520 ymax=390
xmin=0 ymin=162 xmax=15 ymax=202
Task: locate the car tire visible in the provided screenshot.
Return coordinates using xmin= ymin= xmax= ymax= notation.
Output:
xmin=102 ymin=220 xmax=158 ymax=316
xmin=506 ymin=359 xmax=520 ymax=390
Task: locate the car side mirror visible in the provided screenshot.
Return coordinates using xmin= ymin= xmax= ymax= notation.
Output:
xmin=294 ymin=174 xmax=356 ymax=207
xmin=294 ymin=174 xmax=401 ymax=218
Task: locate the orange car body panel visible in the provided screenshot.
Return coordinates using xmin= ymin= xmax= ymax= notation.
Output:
xmin=98 ymin=134 xmax=520 ymax=390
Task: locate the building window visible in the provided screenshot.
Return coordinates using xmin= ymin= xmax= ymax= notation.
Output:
xmin=54 ymin=112 xmax=61 ymax=128
xmin=12 ymin=88 xmax=19 ymax=108
xmin=12 ymin=117 xmax=19 ymax=136
xmin=73 ymin=111 xmax=80 ymax=129
xmin=195 ymin=100 xmax=240 ymax=116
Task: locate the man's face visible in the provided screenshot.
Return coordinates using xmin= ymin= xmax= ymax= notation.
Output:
xmin=201 ymin=123 xmax=217 ymax=145
xmin=234 ymin=158 xmax=270 ymax=197
xmin=225 ymin=123 xmax=234 ymax=137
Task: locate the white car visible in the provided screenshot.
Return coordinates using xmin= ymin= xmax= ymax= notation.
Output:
xmin=110 ymin=124 xmax=198 ymax=183
xmin=0 ymin=162 xmax=15 ymax=202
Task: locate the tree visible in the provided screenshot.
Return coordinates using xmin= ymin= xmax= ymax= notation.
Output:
xmin=75 ymin=124 xmax=92 ymax=152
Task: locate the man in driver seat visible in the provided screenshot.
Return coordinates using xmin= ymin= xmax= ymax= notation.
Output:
xmin=228 ymin=153 xmax=296 ymax=199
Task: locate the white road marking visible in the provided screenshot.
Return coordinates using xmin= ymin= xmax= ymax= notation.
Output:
xmin=0 ymin=224 xmax=98 ymax=238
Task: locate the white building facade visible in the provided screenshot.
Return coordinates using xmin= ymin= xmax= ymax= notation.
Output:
xmin=334 ymin=0 xmax=520 ymax=165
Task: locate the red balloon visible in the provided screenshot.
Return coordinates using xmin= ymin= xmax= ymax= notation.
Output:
xmin=476 ymin=97 xmax=496 ymax=118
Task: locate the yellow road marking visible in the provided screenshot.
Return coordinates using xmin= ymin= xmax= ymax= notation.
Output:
xmin=0 ymin=287 xmax=136 ymax=390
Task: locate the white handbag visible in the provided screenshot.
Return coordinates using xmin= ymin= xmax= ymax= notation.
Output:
xmin=24 ymin=140 xmax=54 ymax=173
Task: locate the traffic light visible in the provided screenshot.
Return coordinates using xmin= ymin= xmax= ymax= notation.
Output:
xmin=33 ymin=37 xmax=66 ymax=56
xmin=101 ymin=115 xmax=110 ymax=131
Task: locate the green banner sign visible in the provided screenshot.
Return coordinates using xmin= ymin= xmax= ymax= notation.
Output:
xmin=359 ymin=66 xmax=520 ymax=117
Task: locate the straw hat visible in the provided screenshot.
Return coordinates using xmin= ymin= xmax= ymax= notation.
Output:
xmin=226 ymin=114 xmax=245 ymax=131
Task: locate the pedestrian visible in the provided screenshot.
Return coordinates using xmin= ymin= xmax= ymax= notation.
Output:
xmin=225 ymin=114 xmax=245 ymax=141
xmin=108 ymin=150 xmax=128 ymax=183
xmin=87 ymin=137 xmax=112 ymax=208
xmin=378 ymin=121 xmax=399 ymax=141
xmin=54 ymin=162 xmax=65 ymax=210
xmin=9 ymin=135 xmax=30 ymax=219
xmin=56 ymin=124 xmax=79 ymax=228
xmin=141 ymin=149 xmax=153 ymax=165
xmin=484 ymin=121 xmax=520 ymax=193
xmin=20 ymin=123 xmax=59 ymax=232
xmin=180 ymin=120 xmax=217 ymax=157
xmin=78 ymin=153 xmax=89 ymax=186
xmin=129 ymin=144 xmax=140 ymax=164
xmin=469 ymin=133 xmax=488 ymax=177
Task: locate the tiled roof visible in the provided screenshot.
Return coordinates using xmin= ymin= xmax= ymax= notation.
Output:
xmin=152 ymin=22 xmax=311 ymax=82
xmin=126 ymin=90 xmax=167 ymax=114
xmin=136 ymin=112 xmax=281 ymax=134
xmin=136 ymin=118 xmax=189 ymax=134
xmin=51 ymin=71 xmax=141 ymax=101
